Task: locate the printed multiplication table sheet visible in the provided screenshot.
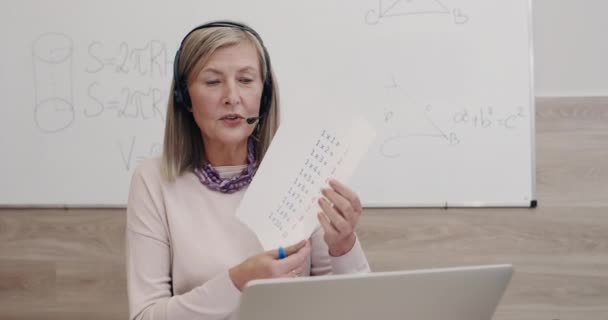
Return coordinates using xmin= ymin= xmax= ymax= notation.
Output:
xmin=236 ymin=112 xmax=376 ymax=250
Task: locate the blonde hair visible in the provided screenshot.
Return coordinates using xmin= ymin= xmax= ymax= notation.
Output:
xmin=162 ymin=23 xmax=280 ymax=181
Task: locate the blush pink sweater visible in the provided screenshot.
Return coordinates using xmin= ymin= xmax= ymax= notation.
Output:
xmin=126 ymin=158 xmax=371 ymax=320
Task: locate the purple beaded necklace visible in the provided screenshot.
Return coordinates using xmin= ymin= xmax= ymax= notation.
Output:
xmin=193 ymin=138 xmax=258 ymax=194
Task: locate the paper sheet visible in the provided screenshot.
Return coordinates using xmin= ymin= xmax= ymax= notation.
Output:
xmin=235 ymin=111 xmax=376 ymax=251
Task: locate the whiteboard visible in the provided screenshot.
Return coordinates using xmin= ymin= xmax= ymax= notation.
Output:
xmin=0 ymin=0 xmax=535 ymax=207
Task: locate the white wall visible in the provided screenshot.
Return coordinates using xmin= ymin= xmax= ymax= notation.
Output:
xmin=533 ymin=0 xmax=608 ymax=97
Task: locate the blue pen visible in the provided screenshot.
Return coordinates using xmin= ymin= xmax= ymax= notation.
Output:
xmin=278 ymin=246 xmax=286 ymax=259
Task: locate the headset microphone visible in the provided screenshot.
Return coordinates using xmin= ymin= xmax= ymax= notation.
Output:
xmin=246 ymin=115 xmax=263 ymax=124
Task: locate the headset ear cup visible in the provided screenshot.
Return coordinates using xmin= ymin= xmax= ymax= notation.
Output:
xmin=182 ymin=82 xmax=192 ymax=108
xmin=173 ymin=80 xmax=191 ymax=110
xmin=172 ymin=48 xmax=185 ymax=109
xmin=173 ymin=84 xmax=184 ymax=108
xmin=260 ymin=74 xmax=273 ymax=115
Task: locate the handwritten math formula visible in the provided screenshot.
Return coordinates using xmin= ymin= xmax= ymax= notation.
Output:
xmin=32 ymin=33 xmax=172 ymax=134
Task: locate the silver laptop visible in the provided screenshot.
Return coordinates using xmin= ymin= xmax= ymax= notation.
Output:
xmin=237 ymin=264 xmax=512 ymax=320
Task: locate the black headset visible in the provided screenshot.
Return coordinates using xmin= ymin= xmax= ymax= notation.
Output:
xmin=172 ymin=21 xmax=274 ymax=120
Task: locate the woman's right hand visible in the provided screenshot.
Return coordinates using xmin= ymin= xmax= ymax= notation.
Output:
xmin=229 ymin=240 xmax=311 ymax=291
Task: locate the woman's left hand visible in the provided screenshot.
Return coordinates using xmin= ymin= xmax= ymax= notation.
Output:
xmin=317 ymin=179 xmax=362 ymax=257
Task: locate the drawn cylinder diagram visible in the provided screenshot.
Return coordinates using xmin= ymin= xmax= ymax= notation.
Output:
xmin=32 ymin=33 xmax=75 ymax=133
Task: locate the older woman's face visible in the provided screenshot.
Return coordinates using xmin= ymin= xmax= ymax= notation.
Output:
xmin=188 ymin=41 xmax=263 ymax=147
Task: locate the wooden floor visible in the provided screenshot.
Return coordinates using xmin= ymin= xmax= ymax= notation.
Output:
xmin=1 ymin=97 xmax=607 ymax=320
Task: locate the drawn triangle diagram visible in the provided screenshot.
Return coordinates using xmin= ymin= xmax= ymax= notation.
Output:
xmin=380 ymin=0 xmax=450 ymax=18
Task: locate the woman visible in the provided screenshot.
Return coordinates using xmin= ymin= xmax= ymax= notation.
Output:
xmin=126 ymin=21 xmax=370 ymax=320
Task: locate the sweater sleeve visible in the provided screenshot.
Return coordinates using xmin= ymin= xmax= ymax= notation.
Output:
xmin=126 ymin=162 xmax=241 ymax=320
xmin=309 ymin=226 xmax=371 ymax=276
